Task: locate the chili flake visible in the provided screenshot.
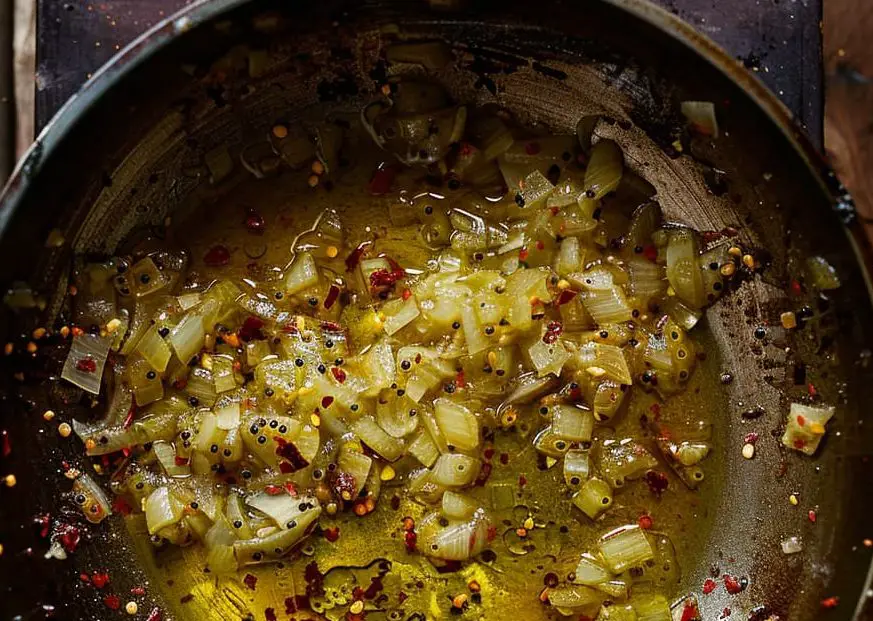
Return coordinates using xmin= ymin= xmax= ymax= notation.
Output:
xmin=638 ymin=514 xmax=653 ymax=530
xmin=723 ymin=574 xmax=744 ymax=595
xmin=92 ymin=572 xmax=110 ymax=589
xmin=702 ymin=579 xmax=717 ymax=594
xmin=203 ymin=245 xmax=231 ymax=267
xmin=821 ymin=596 xmax=839 ymax=609
xmin=243 ymin=573 xmax=258 ymax=590
xmin=104 ymin=595 xmax=121 ymax=610
xmin=76 ymin=357 xmax=97 ymax=373
xmin=808 ymin=509 xmax=817 ymax=523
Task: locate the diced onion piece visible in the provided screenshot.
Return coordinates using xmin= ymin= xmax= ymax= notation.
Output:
xmin=430 ymin=453 xmax=479 ymax=487
xmin=597 ymin=525 xmax=654 ymax=573
xmin=441 ymin=491 xmax=480 ymax=520
xmin=337 ymin=448 xmax=372 ymax=497
xmin=233 ymin=503 xmax=321 ymax=566
xmin=407 ymin=468 xmax=447 ymax=503
xmin=626 ymin=202 xmax=662 ymax=251
xmin=554 ymin=236 xmax=581 ymax=276
xmin=551 ymin=405 xmax=594 ymax=442
xmin=572 ymin=477 xmax=613 ymax=519
xmin=186 ymin=367 xmax=217 ymax=407
xmin=177 ymin=292 xmax=202 ymax=311
xmin=583 ymin=139 xmax=623 ymax=201
xmin=226 ymin=493 xmax=254 ymax=539
xmin=247 ymin=492 xmax=320 ymax=530
xmin=781 ymin=536 xmax=803 ymax=555
xmin=359 ymin=339 xmax=397 ymax=397
xmin=194 ymin=412 xmax=223 ymax=454
xmin=73 ymin=473 xmax=113 ymax=524
xmin=781 ymin=402 xmax=834 ymax=456
xmin=528 ymin=339 xmax=570 ymax=377
xmin=598 ymin=440 xmax=658 ymax=488
xmin=626 ymin=257 xmax=666 ymax=303
xmin=518 ymin=170 xmax=555 ymax=209
xmin=564 ymin=449 xmax=590 ymax=488
xmin=571 ymin=343 xmax=632 ymax=385
xmin=408 ymin=429 xmax=440 ymax=467
xmin=434 ymin=399 xmax=480 ymax=452
xmin=580 ymin=288 xmax=633 ymax=324
xmin=533 ymin=427 xmax=571 ymax=458
xmin=285 ymin=252 xmax=319 ymax=295
xmin=145 ymin=487 xmax=185 ymax=535
xmin=420 ymin=509 xmax=492 ymax=560
xmin=153 ymin=440 xmax=190 ymax=478
xmin=806 ymin=256 xmax=841 ymax=290
xmin=212 ymin=355 xmax=238 ymax=393
xmin=204 ymin=519 xmax=239 ymax=574
xmin=168 ymin=300 xmax=217 ymax=365
xmin=61 ymin=333 xmax=113 ymax=395
xmin=665 ymin=229 xmax=705 ymax=309
xmin=376 ymin=390 xmax=420 ymax=438
xmin=661 ymin=297 xmax=701 ymax=331
xmin=545 ymin=584 xmax=603 ymax=609
xmin=131 ymin=257 xmax=169 ymax=297
xmin=382 ymin=297 xmax=420 ymax=335
xmin=503 ymin=372 xmax=559 ymax=406
xmin=573 ymin=553 xmax=611 ymax=585
xmin=136 ymin=324 xmax=172 ymax=372
xmin=215 ymin=400 xmax=241 ymax=430
xmin=593 ymin=580 xmax=628 ymax=601
xmin=350 ymin=415 xmax=405 ymax=461
xmin=681 ymin=101 xmax=719 ymax=138
xmin=461 ymin=301 xmax=489 ymax=355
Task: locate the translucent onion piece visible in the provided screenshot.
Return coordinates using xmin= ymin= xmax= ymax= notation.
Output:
xmin=433 ymin=399 xmax=480 ymax=452
xmin=430 ymin=453 xmax=480 ymax=487
xmin=503 ymin=372 xmax=559 ymax=406
xmin=545 ymin=584 xmax=603 ymax=610
xmin=564 ymin=449 xmax=590 ymax=488
xmin=350 ymin=415 xmax=405 ymax=461
xmin=781 ymin=402 xmax=835 ymax=456
xmin=215 ymin=400 xmax=240 ymax=431
xmin=408 ymin=428 xmax=440 ymax=467
xmin=781 ymin=536 xmax=803 ymax=555
xmin=572 ymin=553 xmax=611 ymax=586
xmin=131 ymin=257 xmax=169 ymax=298
xmin=633 ymin=594 xmax=673 ymax=621
xmin=247 ymin=492 xmax=320 ymax=530
xmin=177 ymin=292 xmax=202 ymax=311
xmin=145 ymin=487 xmax=185 ymax=535
xmin=441 ymin=491 xmax=480 ymax=520
xmin=625 ymin=202 xmax=662 ymax=252
xmin=461 ymin=301 xmax=489 ymax=355
xmin=135 ymin=324 xmax=172 ymax=372
xmin=382 ymin=297 xmax=420 ymax=335
xmin=376 ymin=390 xmax=420 ymax=438
xmin=597 ymin=525 xmax=654 ymax=573
xmin=233 ymin=503 xmax=321 ymax=566
xmin=186 ymin=367 xmax=217 ymax=407
xmin=665 ymin=229 xmax=705 ymax=309
xmin=285 ymin=252 xmax=319 ymax=295
xmin=583 ymin=139 xmax=623 ymax=201
xmin=61 ymin=333 xmax=113 ymax=395
xmin=626 ymin=257 xmax=666 ymax=303
xmin=572 ymin=477 xmax=613 ymax=519
xmin=168 ymin=300 xmax=217 ymax=365
xmin=419 ymin=508 xmax=492 ymax=560
xmin=551 ymin=405 xmax=594 ymax=442
xmin=337 ymin=448 xmax=373 ymax=497
xmin=598 ymin=439 xmax=658 ymax=488
xmin=594 ymin=579 xmax=629 ymax=601
xmin=204 ymin=519 xmax=239 ymax=574
xmin=72 ymin=473 xmax=113 ymax=524
xmin=212 ymin=355 xmax=238 ymax=393
xmin=572 ymin=343 xmax=632 ymax=385
xmin=661 ymin=297 xmax=701 ymax=331
xmin=407 ymin=468 xmax=447 ymax=504
xmin=533 ymin=427 xmax=571 ymax=458
xmin=153 ymin=440 xmax=190 ymax=478
xmin=581 ymin=289 xmax=633 ymax=324
xmin=527 ymin=338 xmax=570 ymax=378
xmin=554 ymin=236 xmax=581 ymax=276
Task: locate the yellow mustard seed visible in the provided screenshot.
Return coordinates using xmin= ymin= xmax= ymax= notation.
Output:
xmin=523 ymin=516 xmax=534 ymax=530
xmin=349 ymin=600 xmax=364 ymax=615
xmin=311 ymin=160 xmax=325 ymax=175
xmin=32 ymin=327 xmax=47 ymax=340
xmin=59 ymin=326 xmax=70 ymax=338
xmin=26 ymin=342 xmax=37 ymax=354
xmin=4 ymin=474 xmax=16 ymax=487
xmin=781 ymin=311 xmax=797 ymax=330
xmin=307 ymin=174 xmax=320 ymax=188
xmin=43 ymin=410 xmax=55 ymax=421
xmin=58 ymin=423 xmax=72 ymax=438
xmin=742 ymin=443 xmax=755 ymax=459
xmin=325 ymin=245 xmax=339 ymax=259
xmin=271 ymin=124 xmax=288 ymax=139
xmin=452 ymin=594 xmax=468 ymax=609
xmin=742 ymin=254 xmax=756 ymax=269
xmin=789 ymin=494 xmax=799 ymax=506
xmin=125 ymin=601 xmax=138 ymax=615
xmin=728 ymin=246 xmax=742 ymax=257
xmin=105 ymin=318 xmax=122 ymax=334
xmin=310 ymin=413 xmax=321 ymax=427
xmin=380 ymin=465 xmax=396 ymax=481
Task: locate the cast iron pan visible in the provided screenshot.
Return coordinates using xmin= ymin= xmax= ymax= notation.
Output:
xmin=1 ymin=1 xmax=872 ymax=619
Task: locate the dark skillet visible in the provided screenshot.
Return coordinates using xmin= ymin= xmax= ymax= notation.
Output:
xmin=0 ymin=1 xmax=871 ymax=619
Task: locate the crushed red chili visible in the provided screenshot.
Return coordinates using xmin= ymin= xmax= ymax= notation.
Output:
xmin=345 ymin=241 xmax=371 ymax=272
xmin=103 ymin=595 xmax=121 ymax=610
xmin=76 ymin=357 xmax=97 ymax=373
xmin=243 ymin=573 xmax=258 ymax=590
xmin=203 ymin=245 xmax=231 ymax=267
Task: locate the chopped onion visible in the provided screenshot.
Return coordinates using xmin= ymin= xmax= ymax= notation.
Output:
xmin=545 ymin=584 xmax=603 ymax=609
xmin=212 ymin=355 xmax=238 ymax=393
xmin=350 ymin=415 xmax=405 ymax=461
xmin=204 ymin=519 xmax=239 ymax=574
xmin=597 ymin=525 xmax=654 ymax=573
xmin=62 ymin=333 xmax=113 ymax=395
xmin=533 ymin=427 xmax=571 ymax=458
xmin=145 ymin=487 xmax=185 ymax=535
xmin=633 ymin=594 xmax=673 ymax=621
xmin=564 ymin=449 xmax=590 ymax=488
xmin=419 ymin=509 xmax=492 ymax=560
xmin=806 ymin=256 xmax=841 ymax=290
xmin=580 ymin=288 xmax=633 ymax=324
xmin=781 ymin=402 xmax=835 ymax=455
xmin=186 ymin=367 xmax=217 ymax=407
xmin=408 ymin=428 xmax=440 ymax=467
xmin=573 ymin=553 xmax=611 ymax=585
xmin=503 ymin=372 xmax=559 ymax=406
xmin=247 ymin=492 xmax=320 ymax=530
xmin=215 ymin=400 xmax=241 ymax=430
xmin=681 ymin=101 xmax=719 ymax=138
xmin=376 ymin=390 xmax=419 ymax=438
xmin=441 ymin=491 xmax=480 ymax=520
xmin=554 ymin=236 xmax=581 ymax=276
xmin=168 ymin=300 xmax=216 ymax=365
xmin=73 ymin=473 xmax=113 ymax=523
xmin=781 ymin=536 xmax=803 ymax=555
xmin=177 ymin=292 xmax=202 ymax=311
xmin=598 ymin=439 xmax=658 ymax=488
xmin=382 ymin=297 xmax=420 ymax=335
xmin=666 ymin=229 xmax=705 ymax=309
xmin=337 ymin=447 xmax=373 ymax=497
xmin=594 ymin=580 xmax=628 ymax=601
xmin=550 ymin=405 xmax=594 ymax=442
xmin=153 ymin=440 xmax=190 ymax=478
xmin=572 ymin=477 xmax=612 ymax=519
xmin=135 ymin=324 xmax=172 ymax=373
xmin=626 ymin=257 xmax=666 ymax=303
xmin=430 ymin=453 xmax=479 ymax=487
xmin=583 ymin=139 xmax=623 ymax=200
xmin=527 ymin=338 xmax=570 ymax=377
xmin=285 ymin=252 xmax=319 ymax=295
xmin=434 ymin=399 xmax=480 ymax=452
xmin=461 ymin=301 xmax=489 ymax=355
xmin=661 ymin=297 xmax=701 ymax=331
xmin=233 ymin=502 xmax=321 ymax=565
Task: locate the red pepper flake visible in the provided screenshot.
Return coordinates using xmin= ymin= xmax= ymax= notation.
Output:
xmin=321 ymin=396 xmax=334 ymax=409
xmin=239 ymin=316 xmax=265 ymax=342
xmin=345 ymin=241 xmax=372 ymax=272
xmin=797 ymin=415 xmax=806 ymax=427
xmin=264 ymin=484 xmax=284 ymax=496
xmin=273 ymin=437 xmax=309 ymax=471
xmin=793 ymin=438 xmax=807 ymax=450
xmin=535 ymin=240 xmax=545 ymax=251
xmin=331 ymin=367 xmax=347 ymax=383
xmin=174 ymin=456 xmax=189 ymax=467
xmin=404 ymin=530 xmax=417 ymax=552
xmin=321 ymin=320 xmax=345 ymax=333
xmin=680 ymin=601 xmax=701 ymax=621
xmin=638 ymin=515 xmax=653 ymax=530
xmin=111 ymin=497 xmax=132 ymax=516
xmin=265 ymin=607 xmax=277 ymax=621
xmin=58 ymin=523 xmax=81 ymax=553
xmin=549 ymin=206 xmax=560 ymax=216
xmin=369 ymin=165 xmax=397 ymax=196
xmin=473 ymin=461 xmax=492 ymax=487
xmin=401 ymin=288 xmax=412 ymax=301
xmin=809 ymin=509 xmax=817 ymax=523
xmin=324 ymin=285 xmax=340 ymax=310
xmin=524 ymin=141 xmax=541 ymax=155
xmin=459 ymin=142 xmax=475 ymax=157
xmin=518 ymin=474 xmax=527 ymax=488
xmin=720 ymin=608 xmax=731 ymax=619
xmin=702 ymin=578 xmax=717 ymax=594
xmin=645 ymin=470 xmax=669 ymax=496
xmin=649 ymin=403 xmax=661 ymax=420
xmin=203 ymin=244 xmax=231 ymax=267
xmin=76 ymin=357 xmax=97 ymax=373
xmin=642 ymin=244 xmax=658 ymax=262
xmin=130 ymin=587 xmax=146 ymax=596
xmin=455 ymin=371 xmax=466 ymax=389
xmin=80 ymin=572 xmax=90 ymax=582
xmin=243 ymin=573 xmax=258 ymax=590
xmin=146 ymin=607 xmax=163 ymax=621
xmin=743 ymin=432 xmax=759 ymax=445
xmin=543 ymin=321 xmax=563 ymax=344
xmin=790 ymin=279 xmax=803 ymax=296
xmin=245 ymin=209 xmax=265 ymax=234
xmin=483 ymin=447 xmax=495 ymax=460
xmin=556 ymin=289 xmax=577 ymax=305
xmin=104 ymin=595 xmax=121 ymax=610
xmin=283 ymin=481 xmax=298 ymax=496
xmin=1 ymin=430 xmax=10 ymax=457
xmin=821 ymin=596 xmax=840 ymax=609
xmin=518 ymin=247 xmax=529 ymax=261
xmin=91 ymin=572 xmax=110 ymax=589
xmin=808 ymin=383 xmax=817 ymax=397
xmin=398 ymin=591 xmax=408 ymax=604
xmin=723 ymin=575 xmax=744 ymax=595
xmin=324 ymin=526 xmax=341 ymax=542
xmin=369 ymin=264 xmax=406 ymax=291
xmin=499 ymin=453 xmax=509 ymax=465
xmin=123 ymin=403 xmax=137 ymax=430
